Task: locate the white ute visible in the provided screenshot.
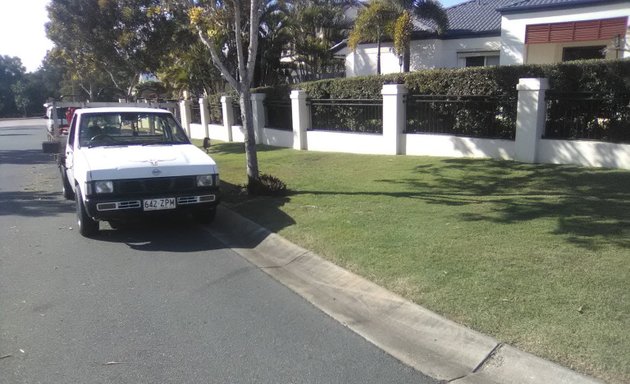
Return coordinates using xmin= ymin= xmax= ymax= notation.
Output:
xmin=44 ymin=106 xmax=220 ymax=237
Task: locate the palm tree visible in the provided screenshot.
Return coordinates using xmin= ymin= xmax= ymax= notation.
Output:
xmin=286 ymin=0 xmax=355 ymax=82
xmin=395 ymin=0 xmax=448 ymax=72
xmin=348 ymin=0 xmax=399 ymax=75
xmin=349 ymin=0 xmax=448 ymax=74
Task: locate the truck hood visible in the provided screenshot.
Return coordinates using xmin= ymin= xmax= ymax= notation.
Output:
xmin=79 ymin=144 xmax=218 ymax=180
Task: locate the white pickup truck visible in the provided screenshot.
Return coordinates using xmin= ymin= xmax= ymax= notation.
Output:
xmin=44 ymin=106 xmax=219 ymax=237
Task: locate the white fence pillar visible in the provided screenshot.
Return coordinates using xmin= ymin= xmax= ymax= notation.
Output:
xmin=199 ymin=97 xmax=210 ymax=138
xmin=515 ymin=78 xmax=549 ymax=163
xmin=179 ymin=99 xmax=192 ymax=138
xmin=251 ymin=93 xmax=267 ymax=144
xmin=381 ymin=84 xmax=408 ymax=155
xmin=221 ymin=95 xmax=234 ymax=142
xmin=291 ymin=90 xmax=309 ymax=150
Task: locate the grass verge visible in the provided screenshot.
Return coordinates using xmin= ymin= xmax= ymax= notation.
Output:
xmin=201 ymin=141 xmax=629 ymax=384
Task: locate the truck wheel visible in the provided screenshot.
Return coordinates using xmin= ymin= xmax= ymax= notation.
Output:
xmin=194 ymin=207 xmax=217 ymax=225
xmin=60 ymin=166 xmax=74 ymax=200
xmin=76 ymin=187 xmax=99 ymax=237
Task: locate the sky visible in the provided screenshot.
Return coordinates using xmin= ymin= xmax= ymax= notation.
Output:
xmin=0 ymin=0 xmax=53 ymax=73
xmin=0 ymin=0 xmax=469 ymax=74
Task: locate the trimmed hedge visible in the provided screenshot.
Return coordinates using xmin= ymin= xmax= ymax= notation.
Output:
xmin=213 ymin=59 xmax=630 ymax=101
xmin=292 ymin=59 xmax=630 ymax=100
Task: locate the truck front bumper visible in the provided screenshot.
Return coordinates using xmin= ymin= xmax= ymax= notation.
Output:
xmin=84 ymin=189 xmax=219 ymax=221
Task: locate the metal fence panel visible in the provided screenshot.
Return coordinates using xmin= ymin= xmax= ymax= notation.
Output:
xmin=406 ymin=95 xmax=517 ymax=140
xmin=233 ymin=102 xmax=242 ymax=126
xmin=310 ymin=99 xmax=383 ymax=134
xmin=209 ymin=103 xmax=222 ymax=125
xmin=190 ymin=103 xmax=201 ymax=124
xmin=545 ymin=92 xmax=630 ymax=143
xmin=265 ymin=99 xmax=292 ymax=131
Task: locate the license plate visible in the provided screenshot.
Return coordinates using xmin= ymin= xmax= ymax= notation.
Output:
xmin=143 ymin=198 xmax=176 ymax=211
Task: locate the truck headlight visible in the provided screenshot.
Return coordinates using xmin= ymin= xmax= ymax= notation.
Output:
xmin=197 ymin=175 xmax=214 ymax=187
xmin=94 ymin=180 xmax=114 ymax=194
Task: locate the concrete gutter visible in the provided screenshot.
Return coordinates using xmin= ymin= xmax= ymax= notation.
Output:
xmin=209 ymin=206 xmax=605 ymax=384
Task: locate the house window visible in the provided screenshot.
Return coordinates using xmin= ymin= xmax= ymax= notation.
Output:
xmin=562 ymin=46 xmax=606 ymax=61
xmin=459 ymin=52 xmax=500 ymax=67
xmin=465 ymin=56 xmax=485 ymax=67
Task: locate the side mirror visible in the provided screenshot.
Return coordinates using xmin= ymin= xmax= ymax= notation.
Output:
xmin=42 ymin=141 xmax=60 ymax=154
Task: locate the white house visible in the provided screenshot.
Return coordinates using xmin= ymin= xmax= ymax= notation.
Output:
xmin=337 ymin=0 xmax=630 ymax=76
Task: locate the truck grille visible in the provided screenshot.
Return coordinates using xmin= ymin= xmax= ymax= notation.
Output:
xmin=116 ymin=176 xmax=197 ymax=195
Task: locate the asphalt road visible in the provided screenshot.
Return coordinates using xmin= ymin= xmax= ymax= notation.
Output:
xmin=0 ymin=119 xmax=439 ymax=384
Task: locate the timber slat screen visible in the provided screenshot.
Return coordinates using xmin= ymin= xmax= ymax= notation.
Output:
xmin=265 ymin=99 xmax=292 ymax=131
xmin=309 ymin=99 xmax=383 ymax=134
xmin=545 ymin=91 xmax=630 ymax=143
xmin=406 ymin=95 xmax=517 ymax=140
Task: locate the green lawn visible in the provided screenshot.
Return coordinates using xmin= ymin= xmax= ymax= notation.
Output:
xmin=202 ymin=141 xmax=629 ymax=384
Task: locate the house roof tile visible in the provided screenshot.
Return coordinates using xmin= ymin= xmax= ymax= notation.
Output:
xmin=498 ymin=0 xmax=627 ymax=13
xmin=414 ymin=0 xmax=626 ymax=37
xmin=440 ymin=0 xmax=517 ymax=35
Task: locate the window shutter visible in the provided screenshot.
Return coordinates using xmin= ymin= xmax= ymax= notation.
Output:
xmin=526 ymin=17 xmax=628 ymax=44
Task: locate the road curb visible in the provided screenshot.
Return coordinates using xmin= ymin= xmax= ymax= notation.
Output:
xmin=209 ymin=205 xmax=605 ymax=384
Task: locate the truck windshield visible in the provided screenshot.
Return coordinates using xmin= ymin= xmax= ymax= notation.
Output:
xmin=78 ymin=112 xmax=190 ymax=148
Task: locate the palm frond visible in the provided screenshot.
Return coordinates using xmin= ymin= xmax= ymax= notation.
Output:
xmin=413 ymin=0 xmax=448 ymax=34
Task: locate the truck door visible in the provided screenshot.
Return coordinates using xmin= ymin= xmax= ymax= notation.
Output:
xmin=65 ymin=115 xmax=77 ymax=187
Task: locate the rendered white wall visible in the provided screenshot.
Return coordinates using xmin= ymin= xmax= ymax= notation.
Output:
xmin=195 ymin=122 xmax=293 ymax=148
xmin=346 ymin=42 xmax=402 ymax=76
xmin=231 ymin=125 xmax=245 ymax=142
xmin=197 ymin=123 xmax=231 ymax=142
xmin=500 ymin=3 xmax=630 ymax=65
xmin=345 ymin=50 xmax=356 ymax=77
xmin=307 ymin=131 xmax=389 ymax=155
xmin=260 ymin=128 xmax=293 ymax=148
xmin=538 ymin=140 xmax=630 ymax=170
xmin=346 ymin=35 xmax=502 ymax=76
xmin=405 ymin=134 xmax=515 ymax=160
xmin=189 ymin=123 xmax=206 ymax=140
xmin=408 ymin=39 xmax=443 ymax=69
xmin=437 ymin=37 xmax=502 ymax=68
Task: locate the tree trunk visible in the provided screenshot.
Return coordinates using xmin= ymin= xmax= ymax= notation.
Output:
xmin=239 ymin=88 xmax=259 ymax=184
xmin=377 ymin=37 xmax=382 ymax=75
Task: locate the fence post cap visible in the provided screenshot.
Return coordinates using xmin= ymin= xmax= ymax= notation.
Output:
xmin=381 ymin=83 xmax=408 ymax=95
xmin=517 ymin=78 xmax=550 ymax=91
xmin=290 ymin=90 xmax=308 ymax=99
xmin=220 ymin=95 xmax=232 ymax=102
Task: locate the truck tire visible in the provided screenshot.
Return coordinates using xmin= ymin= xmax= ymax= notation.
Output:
xmin=76 ymin=187 xmax=99 ymax=237
xmin=60 ymin=166 xmax=75 ymax=200
xmin=194 ymin=207 xmax=217 ymax=224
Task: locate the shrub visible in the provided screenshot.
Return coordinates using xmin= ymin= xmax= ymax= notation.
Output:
xmin=247 ymin=174 xmax=288 ymax=196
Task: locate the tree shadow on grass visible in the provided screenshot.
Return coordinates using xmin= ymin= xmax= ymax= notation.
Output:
xmin=281 ymin=158 xmax=629 ymax=250
xmin=383 ymin=159 xmax=630 ymax=250
xmin=205 ymin=142 xmax=288 ymax=156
